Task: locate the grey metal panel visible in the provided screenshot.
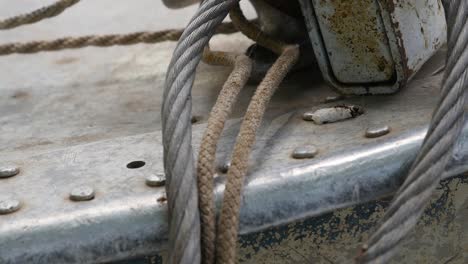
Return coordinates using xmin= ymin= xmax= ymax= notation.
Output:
xmin=0 ymin=2 xmax=465 ymax=262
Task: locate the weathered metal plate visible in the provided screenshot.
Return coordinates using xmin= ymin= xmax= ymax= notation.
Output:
xmin=299 ymin=0 xmax=447 ymax=94
xmin=311 ymin=0 xmax=395 ymax=83
xmin=0 ymin=1 xmax=466 ymax=263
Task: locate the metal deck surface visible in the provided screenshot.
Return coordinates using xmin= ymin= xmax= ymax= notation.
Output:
xmin=1 ymin=1 xmax=467 ymax=263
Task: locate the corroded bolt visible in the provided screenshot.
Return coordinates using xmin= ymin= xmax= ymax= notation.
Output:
xmin=365 ymin=126 xmax=391 ymax=138
xmin=292 ymin=145 xmax=319 ymax=159
xmin=69 ymin=186 xmax=95 ymax=201
xmin=0 ymin=197 xmax=21 ymax=215
xmin=0 ymin=166 xmax=20 ymax=178
xmin=146 ymin=173 xmax=166 ymax=187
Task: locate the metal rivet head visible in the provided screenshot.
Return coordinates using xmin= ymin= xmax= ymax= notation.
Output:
xmin=146 ymin=173 xmax=166 ymax=187
xmin=365 ymin=126 xmax=391 ymax=138
xmin=0 ymin=166 xmax=20 ymax=178
xmin=69 ymin=186 xmax=95 ymax=201
xmin=292 ymin=145 xmax=319 ymax=159
xmin=0 ymin=197 xmax=21 ymax=215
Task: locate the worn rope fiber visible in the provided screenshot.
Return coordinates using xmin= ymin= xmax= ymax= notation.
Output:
xmin=357 ymin=0 xmax=467 ymax=263
xmin=162 ymin=0 xmax=240 ymax=263
xmin=197 ymin=47 xmax=252 ymax=264
xmin=215 ymin=44 xmax=299 ymax=264
xmin=0 ymin=0 xmax=80 ymax=30
xmin=211 ymin=4 xmax=300 ymax=262
xmin=0 ymin=21 xmax=245 ymax=55
xmin=195 ymin=3 xmax=299 ymax=263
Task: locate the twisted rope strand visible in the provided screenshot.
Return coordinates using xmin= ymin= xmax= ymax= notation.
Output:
xmin=0 ymin=0 xmax=80 ymax=30
xmin=215 ymin=44 xmax=299 ymax=264
xmin=197 ymin=47 xmax=252 ymax=264
xmin=0 ymin=21 xmax=244 ymax=56
xmin=161 ymin=0 xmax=240 ymax=263
xmin=357 ymin=0 xmax=467 ymax=262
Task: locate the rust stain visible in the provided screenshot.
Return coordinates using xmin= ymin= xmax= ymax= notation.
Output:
xmin=322 ymin=0 xmax=394 ymax=78
xmin=380 ymin=0 xmax=414 ymax=81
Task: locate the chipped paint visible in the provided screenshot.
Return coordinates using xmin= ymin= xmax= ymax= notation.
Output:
xmin=128 ymin=175 xmax=467 ymax=263
xmin=237 ymin=175 xmax=468 ymax=263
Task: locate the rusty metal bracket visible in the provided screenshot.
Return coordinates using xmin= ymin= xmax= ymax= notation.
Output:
xmin=299 ymin=0 xmax=446 ymax=95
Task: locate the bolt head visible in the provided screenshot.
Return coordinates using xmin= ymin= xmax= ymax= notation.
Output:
xmin=0 ymin=166 xmax=20 ymax=178
xmin=365 ymin=126 xmax=391 ymax=138
xmin=292 ymin=145 xmax=319 ymax=159
xmin=70 ymin=186 xmax=95 ymax=201
xmin=146 ymin=173 xmax=166 ymax=187
xmin=0 ymin=197 xmax=21 ymax=214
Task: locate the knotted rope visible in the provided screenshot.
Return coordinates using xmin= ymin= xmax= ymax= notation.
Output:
xmin=0 ymin=0 xmax=80 ymax=30
xmin=356 ymin=0 xmax=467 ymax=262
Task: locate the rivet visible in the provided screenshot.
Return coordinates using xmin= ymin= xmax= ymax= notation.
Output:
xmin=0 ymin=166 xmax=20 ymax=178
xmin=146 ymin=173 xmax=166 ymax=187
xmin=365 ymin=126 xmax=391 ymax=138
xmin=69 ymin=186 xmax=95 ymax=201
xmin=0 ymin=197 xmax=21 ymax=215
xmin=292 ymin=145 xmax=319 ymax=159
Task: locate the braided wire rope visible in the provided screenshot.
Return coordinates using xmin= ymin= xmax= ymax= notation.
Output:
xmin=161 ymin=0 xmax=240 ymax=263
xmin=0 ymin=0 xmax=80 ymax=30
xmin=0 ymin=21 xmax=245 ymax=56
xmin=357 ymin=0 xmax=467 ymax=262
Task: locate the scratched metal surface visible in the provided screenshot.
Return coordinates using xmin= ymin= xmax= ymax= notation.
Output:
xmin=0 ymin=1 xmax=467 ymax=264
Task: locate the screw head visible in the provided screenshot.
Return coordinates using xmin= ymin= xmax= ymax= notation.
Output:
xmin=0 ymin=166 xmax=20 ymax=178
xmin=365 ymin=126 xmax=391 ymax=138
xmin=0 ymin=197 xmax=21 ymax=215
xmin=292 ymin=145 xmax=319 ymax=159
xmin=146 ymin=173 xmax=166 ymax=187
xmin=69 ymin=186 xmax=95 ymax=201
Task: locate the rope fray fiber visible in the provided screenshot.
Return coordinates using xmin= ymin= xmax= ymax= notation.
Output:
xmin=197 ymin=3 xmax=299 ymax=264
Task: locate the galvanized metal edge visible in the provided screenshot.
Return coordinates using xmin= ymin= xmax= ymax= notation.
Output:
xmin=0 ymin=122 xmax=466 ymax=263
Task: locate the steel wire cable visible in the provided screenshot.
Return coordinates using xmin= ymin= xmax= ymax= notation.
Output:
xmin=161 ymin=0 xmax=240 ymax=263
xmin=357 ymin=0 xmax=467 ymax=262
